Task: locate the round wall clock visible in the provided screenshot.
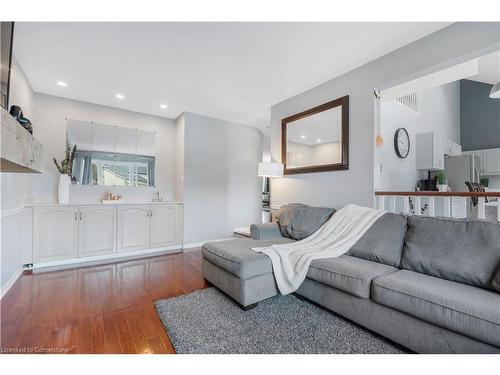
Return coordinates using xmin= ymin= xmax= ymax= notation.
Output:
xmin=394 ymin=127 xmax=410 ymax=159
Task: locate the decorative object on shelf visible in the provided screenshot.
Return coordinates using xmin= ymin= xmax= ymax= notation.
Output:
xmin=394 ymin=127 xmax=410 ymax=159
xmin=9 ymin=105 xmax=33 ymax=134
xmin=152 ymin=190 xmax=163 ymax=202
xmin=53 ymin=145 xmax=77 ymax=204
xmin=374 ymin=90 xmax=384 ymax=147
xmin=436 ymin=171 xmax=448 ymax=192
xmin=102 ymin=189 xmax=123 ymax=203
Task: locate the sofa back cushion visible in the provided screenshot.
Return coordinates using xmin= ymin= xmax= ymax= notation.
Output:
xmin=346 ymin=213 xmax=408 ymax=267
xmin=401 ymin=216 xmax=500 ymax=290
xmin=276 ymin=203 xmax=336 ymax=240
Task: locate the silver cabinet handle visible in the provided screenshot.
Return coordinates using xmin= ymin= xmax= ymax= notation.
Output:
xmin=79 ymin=212 xmax=82 ymax=221
xmin=74 ymin=212 xmax=78 ymax=221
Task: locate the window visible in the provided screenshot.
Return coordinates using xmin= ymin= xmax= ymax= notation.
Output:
xmin=72 ymin=150 xmax=155 ymax=187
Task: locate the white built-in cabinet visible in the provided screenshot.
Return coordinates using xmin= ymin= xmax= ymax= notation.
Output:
xmin=33 ymin=207 xmax=79 ymax=263
xmin=117 ymin=206 xmax=150 ymax=252
xmin=463 ymin=148 xmax=500 ymax=176
xmin=79 ymin=206 xmax=116 ymax=257
xmin=149 ymin=205 xmax=179 ymax=248
xmin=32 ymin=203 xmax=183 ymax=266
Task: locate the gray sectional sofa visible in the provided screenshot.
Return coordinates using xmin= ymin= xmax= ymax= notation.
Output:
xmin=201 ymin=204 xmax=500 ymax=354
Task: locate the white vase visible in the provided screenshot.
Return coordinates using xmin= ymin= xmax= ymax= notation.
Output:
xmin=58 ymin=174 xmax=70 ymax=204
xmin=438 ymin=184 xmax=448 ymax=192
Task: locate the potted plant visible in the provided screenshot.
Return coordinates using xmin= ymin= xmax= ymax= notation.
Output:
xmin=53 ymin=145 xmax=77 ymax=204
xmin=436 ymin=171 xmax=448 ymax=192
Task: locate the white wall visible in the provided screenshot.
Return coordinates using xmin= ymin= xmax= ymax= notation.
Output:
xmin=33 ymin=94 xmax=177 ymax=203
xmin=1 ymin=58 xmax=35 ymax=292
xmin=377 ymin=81 xmax=461 ymax=191
xmin=270 ymin=23 xmax=500 ymax=209
xmin=174 ymin=114 xmax=185 ymax=201
xmin=182 ymin=112 xmax=263 ymax=244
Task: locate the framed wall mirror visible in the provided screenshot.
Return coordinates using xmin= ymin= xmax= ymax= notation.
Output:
xmin=281 ymin=95 xmax=349 ymax=174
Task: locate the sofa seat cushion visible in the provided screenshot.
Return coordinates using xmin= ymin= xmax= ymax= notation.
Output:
xmin=202 ymin=238 xmax=294 ymax=279
xmin=372 ymin=269 xmax=500 ymax=347
xmin=306 ymin=255 xmax=398 ymax=298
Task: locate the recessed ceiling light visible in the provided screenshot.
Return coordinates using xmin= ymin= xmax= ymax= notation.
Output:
xmin=115 ymin=94 xmax=124 ymax=99
xmin=300 ymin=135 xmax=306 ymax=139
xmin=160 ymin=104 xmax=168 ymax=109
xmin=316 ymin=139 xmax=322 ymax=143
xmin=57 ymin=81 xmax=68 ymax=87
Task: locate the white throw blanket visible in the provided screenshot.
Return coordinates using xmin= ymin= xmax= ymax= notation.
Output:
xmin=251 ymin=204 xmax=386 ymax=295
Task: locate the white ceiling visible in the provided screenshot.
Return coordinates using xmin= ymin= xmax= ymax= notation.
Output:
xmin=13 ymin=22 xmax=450 ymax=127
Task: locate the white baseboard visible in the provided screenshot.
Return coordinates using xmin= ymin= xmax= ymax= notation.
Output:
xmin=32 ymin=245 xmax=182 ymax=270
xmin=0 ymin=267 xmax=24 ymax=299
xmin=182 ymin=237 xmax=234 ymax=251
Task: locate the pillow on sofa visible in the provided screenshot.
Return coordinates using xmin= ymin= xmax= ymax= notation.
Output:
xmin=346 ymin=213 xmax=408 ymax=268
xmin=401 ymin=216 xmax=500 ymax=290
xmin=276 ymin=203 xmax=336 ymax=240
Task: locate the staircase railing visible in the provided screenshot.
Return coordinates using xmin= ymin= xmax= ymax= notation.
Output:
xmin=374 ymin=191 xmax=500 ymax=221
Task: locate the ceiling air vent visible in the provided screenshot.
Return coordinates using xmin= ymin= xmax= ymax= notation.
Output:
xmin=396 ymin=92 xmax=419 ymax=114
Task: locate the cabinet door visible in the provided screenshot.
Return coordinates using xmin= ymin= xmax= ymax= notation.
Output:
xmin=79 ymin=206 xmax=116 ymax=257
xmin=117 ymin=206 xmax=150 ymax=252
xmin=149 ymin=205 xmax=179 ymax=249
xmin=33 ymin=207 xmax=78 ymax=263
xmin=483 ymin=149 xmax=500 ymax=175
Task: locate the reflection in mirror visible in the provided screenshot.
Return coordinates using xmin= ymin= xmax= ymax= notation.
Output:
xmin=286 ymin=106 xmax=342 ymax=168
xmin=282 ymin=96 xmax=349 ymax=174
xmin=66 ymin=119 xmax=156 ymax=187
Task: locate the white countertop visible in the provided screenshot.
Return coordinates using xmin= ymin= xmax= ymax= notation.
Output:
xmin=25 ymin=201 xmax=183 ymax=207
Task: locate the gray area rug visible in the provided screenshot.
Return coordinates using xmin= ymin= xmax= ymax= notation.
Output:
xmin=155 ymin=288 xmax=408 ymax=354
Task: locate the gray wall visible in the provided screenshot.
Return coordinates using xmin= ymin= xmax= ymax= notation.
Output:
xmin=460 ymin=79 xmax=500 ymax=151
xmin=270 ymin=23 xmax=500 ymax=209
xmin=182 ymin=112 xmax=263 ymax=244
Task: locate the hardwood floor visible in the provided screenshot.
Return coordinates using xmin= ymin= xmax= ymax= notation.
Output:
xmin=0 ymin=250 xmax=208 ymax=354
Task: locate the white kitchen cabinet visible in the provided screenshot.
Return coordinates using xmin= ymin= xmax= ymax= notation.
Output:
xmin=462 ymin=150 xmax=484 ymax=174
xmin=463 ymin=148 xmax=500 ymax=176
xmin=117 ymin=205 xmax=150 ymax=252
xmin=416 ymin=132 xmax=444 ymax=171
xmin=483 ymin=148 xmax=500 ymax=175
xmin=79 ymin=206 xmax=117 ymax=257
xmin=442 ymin=138 xmax=462 ymax=157
xmin=149 ymin=205 xmax=179 ymax=249
xmin=33 ymin=207 xmax=79 ymax=263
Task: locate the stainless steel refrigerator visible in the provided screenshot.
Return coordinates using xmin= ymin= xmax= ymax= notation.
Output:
xmin=444 ymin=154 xmax=481 ymax=192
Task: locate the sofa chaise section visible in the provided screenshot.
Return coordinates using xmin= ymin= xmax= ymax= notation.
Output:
xmin=202 ymin=238 xmax=294 ymax=308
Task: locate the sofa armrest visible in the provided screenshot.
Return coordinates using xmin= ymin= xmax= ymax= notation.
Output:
xmin=250 ymin=223 xmax=284 ymax=240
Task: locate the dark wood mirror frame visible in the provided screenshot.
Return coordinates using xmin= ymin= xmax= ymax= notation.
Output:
xmin=281 ymin=95 xmax=349 ymax=175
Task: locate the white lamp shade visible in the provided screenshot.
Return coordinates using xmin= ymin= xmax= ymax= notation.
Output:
xmin=258 ymin=162 xmax=283 ymax=177
xmin=490 ymin=82 xmax=500 ymax=98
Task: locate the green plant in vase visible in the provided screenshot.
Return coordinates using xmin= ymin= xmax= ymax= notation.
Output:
xmin=436 ymin=171 xmax=447 ymax=192
xmin=53 ymin=145 xmax=77 ymax=175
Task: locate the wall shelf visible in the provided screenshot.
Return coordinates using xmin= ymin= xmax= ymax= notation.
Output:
xmin=0 ymin=106 xmax=44 ymax=173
